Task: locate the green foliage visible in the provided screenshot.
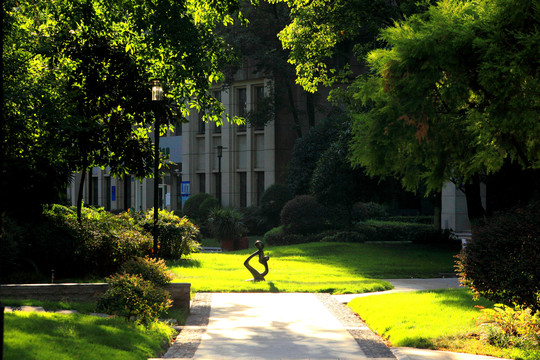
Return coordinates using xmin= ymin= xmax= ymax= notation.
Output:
xmin=199 ymin=197 xmax=220 ymax=218
xmin=240 ymin=206 xmax=273 ymax=235
xmin=120 ymin=257 xmax=173 ymax=289
xmin=320 ymin=231 xmax=365 ymax=243
xmin=348 ymin=0 xmax=540 ymax=197
xmin=456 ymin=203 xmax=540 ymax=310
xmin=135 ymin=208 xmax=201 ymax=260
xmin=386 ymin=216 xmax=433 ymax=224
xmin=260 ymin=184 xmax=293 ymax=226
xmin=477 ymin=304 xmax=540 ymax=350
xmin=354 ymin=220 xmax=455 ymax=246
xmin=183 ymin=193 xmax=216 ymax=222
xmin=40 ymin=205 xmax=152 ymax=277
xmin=262 ymin=226 xmax=311 ymax=246
xmin=207 ymin=208 xmax=246 ymax=242
xmin=280 ymin=195 xmax=327 ymax=235
xmin=286 ymin=115 xmax=347 ymax=196
xmin=97 ymin=273 xmax=172 ymax=326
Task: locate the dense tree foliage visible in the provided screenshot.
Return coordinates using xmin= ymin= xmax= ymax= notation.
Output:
xmin=2 ymin=0 xmax=246 ymax=218
xmin=274 ymin=0 xmax=539 ymax=220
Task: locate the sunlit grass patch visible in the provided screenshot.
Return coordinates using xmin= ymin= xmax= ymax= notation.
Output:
xmin=348 ymin=289 xmax=540 ymax=360
xmin=4 ymin=311 xmax=175 ymax=360
xmin=168 ymin=242 xmax=458 ymax=294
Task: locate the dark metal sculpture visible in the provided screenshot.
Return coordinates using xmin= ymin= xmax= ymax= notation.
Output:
xmin=244 ymin=240 xmax=269 ymax=282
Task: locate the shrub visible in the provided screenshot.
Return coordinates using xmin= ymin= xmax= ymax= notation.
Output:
xmin=207 ymin=208 xmax=246 ymax=242
xmin=120 ymin=257 xmax=173 ymax=288
xmin=260 ymin=184 xmax=293 ymax=227
xmin=321 ymin=231 xmax=366 ymax=243
xmin=240 ymin=206 xmax=272 ymax=235
xmin=386 ymin=215 xmax=433 ymax=224
xmin=363 ymin=202 xmax=388 ymax=219
xmin=97 ymin=273 xmax=172 ymax=326
xmin=477 ymin=304 xmax=540 ymax=349
xmin=182 ymin=193 xmax=215 ymax=222
xmin=199 ymin=197 xmax=220 ymax=219
xmin=0 ymin=216 xmax=24 ymax=282
xmin=262 ymin=226 xmax=310 ymax=246
xmin=280 ymin=195 xmax=327 ymax=235
xmin=456 ymin=203 xmax=540 ymax=310
xmin=137 ymin=209 xmax=200 ymax=260
xmin=42 ymin=205 xmax=152 ymax=276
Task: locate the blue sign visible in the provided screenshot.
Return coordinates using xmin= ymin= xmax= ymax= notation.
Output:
xmin=181 ymin=181 xmax=190 ymax=196
xmin=111 ymin=186 xmax=116 ymax=201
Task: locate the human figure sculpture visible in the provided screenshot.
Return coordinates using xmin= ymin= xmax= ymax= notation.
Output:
xmin=244 ymin=240 xmax=269 ymax=282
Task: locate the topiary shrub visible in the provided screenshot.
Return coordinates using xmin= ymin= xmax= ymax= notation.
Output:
xmin=199 ymin=197 xmax=220 ymax=219
xmin=182 ymin=193 xmax=215 ymax=222
xmin=456 ymin=203 xmax=540 ymax=310
xmin=363 ymin=202 xmax=388 ymax=219
xmin=260 ymin=184 xmax=293 ymax=227
xmin=280 ymin=195 xmax=327 ymax=235
xmin=263 ymin=226 xmax=309 ymax=246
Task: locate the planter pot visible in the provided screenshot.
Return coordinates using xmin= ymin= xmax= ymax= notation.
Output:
xmin=220 ymin=238 xmax=235 ymax=252
xmin=236 ymin=236 xmax=249 ymax=250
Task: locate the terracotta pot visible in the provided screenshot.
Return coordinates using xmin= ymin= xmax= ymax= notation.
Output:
xmin=236 ymin=236 xmax=249 ymax=250
xmin=220 ymin=238 xmax=235 ymax=252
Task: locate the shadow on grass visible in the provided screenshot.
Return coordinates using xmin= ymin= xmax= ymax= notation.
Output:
xmin=429 ymin=288 xmax=493 ymax=310
xmin=267 ymin=281 xmax=280 ymax=293
xmin=168 ymin=258 xmax=202 ymax=268
xmin=267 ymin=242 xmax=459 ymax=279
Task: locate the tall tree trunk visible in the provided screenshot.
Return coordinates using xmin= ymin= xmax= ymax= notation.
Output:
xmin=285 ymin=80 xmax=302 ymax=138
xmin=306 ymin=92 xmax=315 ymax=128
xmin=463 ymin=175 xmax=485 ymax=225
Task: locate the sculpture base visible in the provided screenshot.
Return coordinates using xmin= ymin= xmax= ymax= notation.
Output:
xmin=245 ymin=278 xmax=266 ymax=282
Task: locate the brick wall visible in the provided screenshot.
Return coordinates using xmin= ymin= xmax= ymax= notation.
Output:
xmin=0 ymin=283 xmax=191 ymax=312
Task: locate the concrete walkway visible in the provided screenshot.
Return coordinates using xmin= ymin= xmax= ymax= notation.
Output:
xmin=153 ymin=279 xmax=508 ymax=360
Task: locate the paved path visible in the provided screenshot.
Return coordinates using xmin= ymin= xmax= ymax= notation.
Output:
xmin=153 ymin=279 xmax=507 ymax=360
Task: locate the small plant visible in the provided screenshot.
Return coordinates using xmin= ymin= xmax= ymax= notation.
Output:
xmin=97 ymin=272 xmax=172 ymax=326
xmin=477 ymin=304 xmax=540 ymax=349
xmin=120 ymin=257 xmax=173 ymax=288
xmin=97 ymin=257 xmax=173 ymax=325
xmin=207 ymin=208 xmax=246 ymax=250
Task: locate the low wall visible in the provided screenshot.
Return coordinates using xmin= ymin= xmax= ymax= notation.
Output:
xmin=0 ymin=282 xmax=191 ymax=312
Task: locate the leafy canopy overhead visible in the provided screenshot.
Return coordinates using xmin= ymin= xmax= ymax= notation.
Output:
xmin=349 ymin=0 xmax=539 ymax=193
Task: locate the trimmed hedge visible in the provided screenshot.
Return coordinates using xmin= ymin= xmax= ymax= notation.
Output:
xmin=456 ymin=203 xmax=540 ymax=310
xmin=280 ymin=195 xmax=327 ymax=235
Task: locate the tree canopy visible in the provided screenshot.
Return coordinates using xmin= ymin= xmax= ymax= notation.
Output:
xmin=2 ymin=0 xmax=246 ymax=217
xmin=274 ymin=0 xmax=539 ymax=219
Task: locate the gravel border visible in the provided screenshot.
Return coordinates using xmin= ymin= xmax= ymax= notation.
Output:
xmin=315 ymin=293 xmax=396 ymax=359
xmin=162 ymin=293 xmax=212 ymax=359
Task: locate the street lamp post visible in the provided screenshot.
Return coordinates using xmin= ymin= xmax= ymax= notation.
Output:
xmin=151 ymin=79 xmax=163 ymax=257
xmin=216 ymin=145 xmax=227 ymax=206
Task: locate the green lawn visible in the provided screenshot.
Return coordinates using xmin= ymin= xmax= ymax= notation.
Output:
xmin=4 ymin=311 xmax=175 ymax=360
xmin=168 ymin=242 xmax=458 ymax=294
xmin=348 ymin=289 xmax=540 ymax=360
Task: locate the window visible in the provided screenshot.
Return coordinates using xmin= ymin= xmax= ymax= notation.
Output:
xmin=239 ymin=172 xmax=247 ymax=207
xmin=91 ymin=176 xmax=99 ymax=206
xmin=237 ymin=88 xmax=247 ymax=132
xmin=213 ymin=90 xmax=222 ymax=134
xmin=105 ymin=177 xmax=111 ymax=211
xmin=197 ymin=112 xmax=205 ymax=135
xmin=198 ymin=173 xmax=206 ymax=193
xmin=253 ymin=85 xmax=265 ymax=131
